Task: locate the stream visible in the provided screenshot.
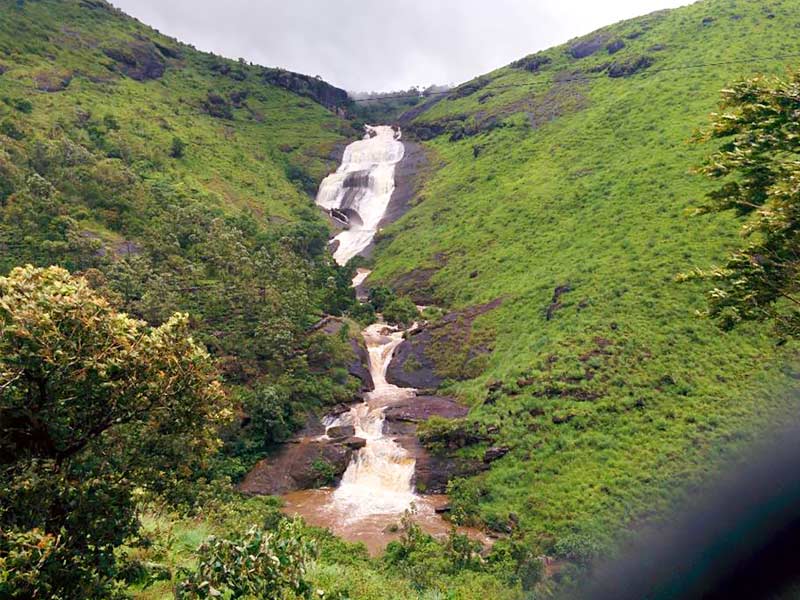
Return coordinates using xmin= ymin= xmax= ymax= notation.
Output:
xmin=281 ymin=125 xmax=484 ymax=555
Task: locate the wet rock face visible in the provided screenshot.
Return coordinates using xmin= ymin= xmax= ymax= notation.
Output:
xmin=239 ymin=440 xmax=353 ymax=495
xmin=326 ymin=425 xmax=355 ymax=440
xmin=349 ymin=338 xmax=374 ymax=392
xmin=383 ymin=395 xmax=477 ymax=494
xmin=103 ymin=40 xmax=166 ymax=81
xmin=386 ymin=298 xmax=502 ymax=390
xmin=386 ymin=329 xmax=443 ymax=390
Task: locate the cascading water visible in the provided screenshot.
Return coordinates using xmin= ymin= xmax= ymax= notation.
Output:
xmin=327 ymin=322 xmax=418 ymax=521
xmin=316 ymin=125 xmax=405 ymax=266
xmin=281 ymin=125 xmax=487 ymax=554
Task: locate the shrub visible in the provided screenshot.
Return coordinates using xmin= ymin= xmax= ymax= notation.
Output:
xmin=176 ymin=519 xmax=318 ymax=599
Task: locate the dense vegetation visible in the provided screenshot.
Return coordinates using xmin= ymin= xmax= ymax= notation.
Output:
xmin=5 ymin=0 xmax=800 ymax=597
xmin=372 ymin=0 xmax=800 ymax=572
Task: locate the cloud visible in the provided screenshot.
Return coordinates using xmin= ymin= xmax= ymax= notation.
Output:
xmin=111 ymin=0 xmax=691 ymax=91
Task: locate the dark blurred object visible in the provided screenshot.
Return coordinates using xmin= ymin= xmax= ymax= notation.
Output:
xmin=569 ymin=427 xmax=800 ymax=599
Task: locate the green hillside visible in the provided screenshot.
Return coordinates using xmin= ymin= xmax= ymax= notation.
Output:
xmin=372 ymin=0 xmax=800 ymax=562
xmin=0 ymin=0 xmax=365 ymax=394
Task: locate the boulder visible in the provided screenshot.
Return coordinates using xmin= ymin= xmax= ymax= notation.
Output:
xmin=483 ymin=446 xmax=511 ymax=464
xmin=339 ymin=437 xmax=367 ymax=450
xmin=608 ymin=56 xmax=653 ymax=78
xmin=349 ymin=338 xmax=374 ymax=392
xmin=326 ymin=425 xmax=355 ymax=439
xmin=384 ymin=396 xmax=469 ymax=426
xmin=239 ymin=440 xmax=352 ymax=495
xmin=103 ymin=40 xmax=166 ymax=81
xmin=569 ymin=35 xmax=610 ymax=59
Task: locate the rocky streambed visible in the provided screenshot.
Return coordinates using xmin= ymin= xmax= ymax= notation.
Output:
xmin=240 ymin=125 xmax=492 ymax=553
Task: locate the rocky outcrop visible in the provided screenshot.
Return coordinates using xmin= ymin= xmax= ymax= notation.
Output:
xmin=381 ymin=395 xmax=479 ymax=493
xmin=378 ymin=140 xmax=428 ymax=229
xmin=386 ymin=328 xmax=443 ymax=389
xmin=239 ymin=439 xmax=354 ymax=495
xmin=261 ymin=68 xmax=349 ymax=111
xmin=349 ymin=338 xmax=374 ymax=392
xmin=103 ymin=39 xmax=166 ymax=81
xmin=387 ymin=299 xmax=502 ymax=389
xmin=608 ymin=56 xmax=653 ymax=78
xmin=569 ymin=34 xmax=610 ymax=59
xmin=34 ymin=70 xmax=72 ymax=92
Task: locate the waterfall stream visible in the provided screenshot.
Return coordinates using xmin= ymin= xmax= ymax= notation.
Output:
xmin=316 ymin=125 xmax=405 ymax=265
xmin=328 ymin=321 xmax=418 ymax=521
xmin=281 ymin=125 xmax=486 ymax=554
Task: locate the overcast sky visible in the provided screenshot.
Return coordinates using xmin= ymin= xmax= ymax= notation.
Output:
xmin=111 ymin=0 xmax=692 ymax=92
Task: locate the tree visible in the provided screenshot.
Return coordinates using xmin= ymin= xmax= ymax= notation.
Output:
xmin=0 ymin=265 xmax=229 ymax=598
xmin=691 ymin=71 xmax=800 ymax=337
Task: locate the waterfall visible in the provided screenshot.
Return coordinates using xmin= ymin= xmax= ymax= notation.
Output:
xmin=316 ymin=125 xmax=405 ymax=265
xmin=327 ymin=322 xmax=418 ymax=522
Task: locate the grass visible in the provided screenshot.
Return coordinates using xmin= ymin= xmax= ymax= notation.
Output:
xmin=371 ymin=0 xmax=800 ymax=558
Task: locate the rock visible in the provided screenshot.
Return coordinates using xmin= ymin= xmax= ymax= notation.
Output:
xmin=569 ymin=35 xmax=610 ymax=59
xmin=608 ymin=56 xmax=653 ymax=78
xmin=546 ymin=284 xmax=572 ymax=321
xmin=435 ymin=504 xmax=452 ymax=514
xmin=483 ymin=446 xmax=511 ymax=464
xmin=239 ymin=440 xmax=352 ymax=495
xmin=606 ymin=39 xmax=626 ymax=54
xmin=326 ymin=425 xmax=355 ymax=439
xmin=702 ymin=16 xmax=715 ymax=26
xmin=349 ymin=338 xmax=374 ymax=392
xmin=386 ymin=298 xmax=502 ymax=388
xmin=261 ymin=68 xmax=348 ymax=111
xmin=0 ymin=64 xmax=7 ymax=76
xmin=552 ymin=413 xmax=576 ymax=425
xmin=34 ymin=70 xmax=72 ymax=92
xmin=394 ymin=433 xmax=488 ymax=494
xmin=384 ymin=396 xmax=469 ymax=427
xmin=103 ymin=40 xmax=166 ymax=81
xmin=339 ymin=437 xmax=367 ymax=450
xmin=511 ymin=54 xmax=552 ymax=73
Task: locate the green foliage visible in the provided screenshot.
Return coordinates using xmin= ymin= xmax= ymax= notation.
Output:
xmin=177 ymin=519 xmax=317 ymax=599
xmin=169 ymin=136 xmax=186 ymax=159
xmin=311 ymin=458 xmax=337 ymax=486
xmin=367 ymin=285 xmax=418 ymax=326
xmin=0 ymin=265 xmax=228 ymax=599
xmin=382 ymin=296 xmax=419 ymax=326
xmin=690 ymin=70 xmax=800 ymax=337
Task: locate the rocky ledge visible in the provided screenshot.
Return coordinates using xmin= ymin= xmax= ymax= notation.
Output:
xmin=383 ymin=396 xmax=487 ymax=494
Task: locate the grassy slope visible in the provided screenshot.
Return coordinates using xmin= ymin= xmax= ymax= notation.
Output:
xmin=373 ymin=0 xmax=800 ymax=554
xmin=0 ymin=0 xmax=350 ymax=237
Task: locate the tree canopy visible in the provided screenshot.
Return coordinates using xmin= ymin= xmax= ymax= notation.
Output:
xmin=693 ymin=70 xmax=800 ymax=337
xmin=0 ymin=265 xmax=229 ymax=598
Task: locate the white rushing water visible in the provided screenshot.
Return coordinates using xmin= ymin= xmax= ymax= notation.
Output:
xmin=316 ymin=125 xmax=405 ymax=265
xmin=327 ymin=319 xmax=418 ymax=522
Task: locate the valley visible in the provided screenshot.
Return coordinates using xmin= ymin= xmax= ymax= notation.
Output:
xmin=3 ymin=0 xmax=800 ymax=598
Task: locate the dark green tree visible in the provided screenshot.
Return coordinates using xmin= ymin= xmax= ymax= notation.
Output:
xmin=0 ymin=265 xmax=229 ymax=598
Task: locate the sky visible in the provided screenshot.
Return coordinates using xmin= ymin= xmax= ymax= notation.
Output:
xmin=111 ymin=0 xmax=692 ymax=92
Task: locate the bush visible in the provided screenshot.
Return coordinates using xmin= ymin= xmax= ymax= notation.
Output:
xmin=176 ymin=519 xmax=317 ymax=599
xmin=170 ymin=135 xmax=186 ymax=158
